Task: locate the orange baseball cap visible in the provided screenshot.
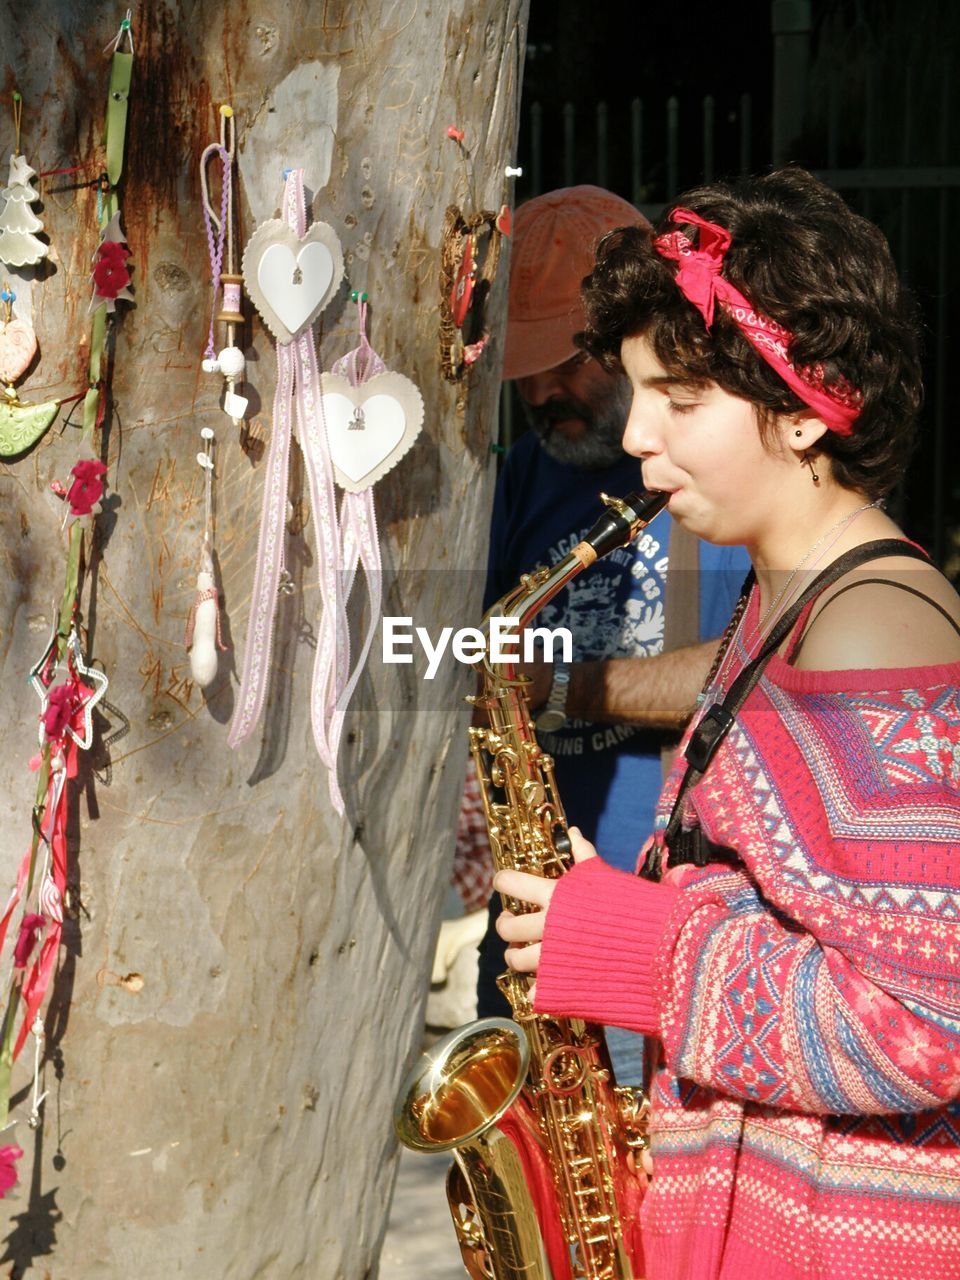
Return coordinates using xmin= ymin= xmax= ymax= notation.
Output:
xmin=503 ymin=185 xmax=648 ymax=381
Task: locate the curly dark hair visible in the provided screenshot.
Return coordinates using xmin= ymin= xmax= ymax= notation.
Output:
xmin=577 ymin=167 xmax=922 ymax=499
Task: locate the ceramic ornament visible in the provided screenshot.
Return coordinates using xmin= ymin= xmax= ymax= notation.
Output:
xmin=0 ymin=284 xmax=59 ymax=460
xmin=0 ymin=397 xmax=60 ymax=459
xmin=0 ymin=154 xmax=48 ymax=268
xmin=187 ymin=547 xmax=223 ymax=686
xmin=0 ymin=315 xmax=36 ymax=383
xmin=320 ymin=371 xmax=423 ymax=493
xmin=242 ymin=220 xmax=344 ymax=345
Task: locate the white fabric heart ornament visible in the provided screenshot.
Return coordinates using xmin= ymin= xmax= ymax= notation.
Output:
xmin=242 ymin=220 xmax=344 ymax=344
xmin=320 ymin=372 xmax=424 ymax=493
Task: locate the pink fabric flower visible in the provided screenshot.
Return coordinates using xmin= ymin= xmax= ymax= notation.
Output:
xmin=93 ymin=241 xmax=131 ymax=299
xmin=66 ymin=459 xmax=107 ymax=517
xmin=13 ymin=914 xmax=45 ymax=969
xmin=0 ymin=1146 xmax=23 ymax=1198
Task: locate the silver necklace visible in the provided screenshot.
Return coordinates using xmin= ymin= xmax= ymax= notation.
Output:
xmin=700 ymin=499 xmax=882 ymax=706
xmin=751 ymin=499 xmax=880 ymax=642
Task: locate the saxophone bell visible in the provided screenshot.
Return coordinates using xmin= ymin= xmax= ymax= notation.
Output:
xmin=395 ymin=1018 xmax=556 ymax=1280
xmin=394 ymin=1017 xmax=530 ymax=1154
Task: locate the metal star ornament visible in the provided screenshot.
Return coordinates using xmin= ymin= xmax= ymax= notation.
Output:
xmin=29 ymin=628 xmax=108 ymax=751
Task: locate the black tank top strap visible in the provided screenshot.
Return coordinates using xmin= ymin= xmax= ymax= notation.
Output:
xmin=641 ymin=539 xmax=932 ymax=881
xmin=796 ymin=576 xmax=960 ymax=642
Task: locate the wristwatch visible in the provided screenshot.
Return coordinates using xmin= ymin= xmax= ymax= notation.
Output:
xmin=535 ymin=661 xmax=571 ymax=733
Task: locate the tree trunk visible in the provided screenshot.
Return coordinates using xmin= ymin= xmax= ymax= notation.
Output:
xmin=0 ymin=1 xmax=527 ymax=1275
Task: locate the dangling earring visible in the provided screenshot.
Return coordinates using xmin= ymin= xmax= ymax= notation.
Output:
xmin=802 ymin=450 xmax=820 ymax=484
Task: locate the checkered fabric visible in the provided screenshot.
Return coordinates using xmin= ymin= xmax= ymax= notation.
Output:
xmin=452 ymin=758 xmax=494 ymax=914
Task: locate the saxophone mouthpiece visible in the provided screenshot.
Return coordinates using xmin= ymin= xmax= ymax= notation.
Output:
xmin=587 ymin=489 xmax=668 ymax=559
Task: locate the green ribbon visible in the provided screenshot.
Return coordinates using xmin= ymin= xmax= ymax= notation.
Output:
xmin=85 ymin=48 xmax=133 ymax=440
xmin=104 ymin=51 xmax=133 ymax=192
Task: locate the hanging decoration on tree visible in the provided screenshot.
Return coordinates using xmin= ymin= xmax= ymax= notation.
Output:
xmin=90 ymin=211 xmax=133 ymax=312
xmin=185 ymin=428 xmax=227 ymax=687
xmin=321 ymin=293 xmax=424 ymax=494
xmin=231 ymin=178 xmax=425 ymax=810
xmin=0 ymin=92 xmax=48 ymax=270
xmin=232 ymin=166 xmax=424 ymax=811
xmin=0 ymin=93 xmax=61 ymax=459
xmin=230 ymin=167 xmax=363 ymax=810
xmin=0 ymin=14 xmax=134 ymax=1132
xmin=199 ymin=105 xmax=247 ymax=429
xmin=438 ymin=125 xmax=509 ymax=382
xmin=187 ymin=105 xmax=242 ymax=685
xmin=315 ymin=294 xmax=424 ymax=790
xmin=0 ymin=281 xmax=61 ymax=459
xmin=0 ymin=623 xmax=108 ymax=1119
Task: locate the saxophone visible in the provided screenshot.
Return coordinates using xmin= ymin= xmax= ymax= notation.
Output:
xmin=395 ymin=490 xmax=668 ymax=1280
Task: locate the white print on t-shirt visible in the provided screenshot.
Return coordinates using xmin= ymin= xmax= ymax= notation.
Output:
xmin=532 ymin=525 xmax=670 ymax=753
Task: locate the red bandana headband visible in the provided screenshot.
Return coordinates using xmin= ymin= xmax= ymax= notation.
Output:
xmin=653 ymin=207 xmax=862 ymax=436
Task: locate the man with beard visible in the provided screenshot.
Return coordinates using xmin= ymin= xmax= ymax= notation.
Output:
xmin=453 ymin=187 xmax=747 ymax=1044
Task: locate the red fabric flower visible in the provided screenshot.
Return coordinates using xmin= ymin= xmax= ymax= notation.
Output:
xmin=66 ymin=459 xmax=107 ymax=516
xmin=0 ymin=1146 xmax=23 ymax=1199
xmin=42 ymin=682 xmax=78 ymax=740
xmin=93 ymin=241 xmax=131 ymax=298
xmin=13 ymin=914 xmax=45 ymax=969
xmin=98 ymin=240 xmax=127 ymax=265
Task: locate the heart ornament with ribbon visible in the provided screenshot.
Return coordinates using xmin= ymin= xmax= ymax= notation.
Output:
xmin=0 ymin=283 xmax=60 ymax=459
xmin=242 ymin=220 xmax=344 ymax=345
xmin=0 ymin=317 xmax=37 ymax=385
xmin=321 ymin=370 xmax=423 ymax=494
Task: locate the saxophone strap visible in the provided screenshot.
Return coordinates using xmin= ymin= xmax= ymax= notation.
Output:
xmin=642 ymin=538 xmax=931 ymax=881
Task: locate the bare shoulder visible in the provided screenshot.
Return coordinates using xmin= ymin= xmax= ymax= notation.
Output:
xmin=793 ymin=556 xmax=960 ymax=671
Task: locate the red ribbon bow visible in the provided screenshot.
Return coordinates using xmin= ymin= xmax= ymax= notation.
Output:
xmin=653 ymin=209 xmax=733 ymax=329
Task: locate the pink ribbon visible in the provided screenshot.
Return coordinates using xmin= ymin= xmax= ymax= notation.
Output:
xmin=321 ymin=301 xmax=385 ymax=798
xmin=229 ymin=172 xmax=383 ymax=816
xmin=654 ymin=207 xmax=862 ymax=435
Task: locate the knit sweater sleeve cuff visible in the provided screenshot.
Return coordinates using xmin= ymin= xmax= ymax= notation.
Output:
xmin=532 ymin=857 xmax=678 ymax=1036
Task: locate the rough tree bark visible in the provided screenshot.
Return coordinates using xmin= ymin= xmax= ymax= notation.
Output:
xmin=0 ymin=1 xmax=527 ymax=1275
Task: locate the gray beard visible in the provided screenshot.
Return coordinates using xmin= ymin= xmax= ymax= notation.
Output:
xmin=525 ymin=379 xmax=631 ymax=469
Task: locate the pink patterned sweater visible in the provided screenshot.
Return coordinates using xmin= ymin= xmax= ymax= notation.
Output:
xmin=534 ymin=596 xmax=960 ymax=1280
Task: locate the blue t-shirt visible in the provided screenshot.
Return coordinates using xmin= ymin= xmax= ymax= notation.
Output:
xmin=484 ymin=431 xmax=748 ymax=871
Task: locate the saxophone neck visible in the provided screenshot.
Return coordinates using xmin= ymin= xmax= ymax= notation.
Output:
xmin=481 ymin=489 xmax=668 ymax=678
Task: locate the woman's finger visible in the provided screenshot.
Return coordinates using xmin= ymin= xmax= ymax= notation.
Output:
xmin=567 ymin=825 xmax=598 ymax=864
xmin=494 ymin=868 xmax=555 ymax=910
xmin=505 ymin=941 xmax=541 ymax=974
xmin=497 ymin=908 xmax=545 ymax=945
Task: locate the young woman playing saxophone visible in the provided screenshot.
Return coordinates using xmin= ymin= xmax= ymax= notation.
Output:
xmin=495 ymin=166 xmax=960 ymax=1280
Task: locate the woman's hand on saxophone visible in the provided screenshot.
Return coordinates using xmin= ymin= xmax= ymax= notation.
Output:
xmin=494 ymin=826 xmax=598 ymax=980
